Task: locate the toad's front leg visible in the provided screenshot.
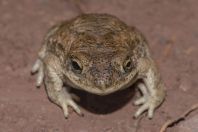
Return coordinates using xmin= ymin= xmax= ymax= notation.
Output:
xmin=134 ymin=58 xmax=166 ymax=119
xmin=43 ymin=55 xmax=82 ymax=118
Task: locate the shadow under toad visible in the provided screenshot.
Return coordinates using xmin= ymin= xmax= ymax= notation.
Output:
xmin=69 ymin=84 xmax=138 ymax=114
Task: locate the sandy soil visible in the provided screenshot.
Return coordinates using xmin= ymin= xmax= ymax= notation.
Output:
xmin=0 ymin=0 xmax=198 ymax=132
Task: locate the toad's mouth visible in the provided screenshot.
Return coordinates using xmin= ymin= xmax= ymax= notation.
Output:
xmin=70 ymin=75 xmax=138 ymax=96
xmin=65 ymin=69 xmax=138 ymax=95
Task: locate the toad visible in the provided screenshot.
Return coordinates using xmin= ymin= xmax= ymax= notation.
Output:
xmin=31 ymin=13 xmax=165 ymax=119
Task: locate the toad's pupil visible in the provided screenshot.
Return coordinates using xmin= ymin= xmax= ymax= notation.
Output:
xmin=126 ymin=61 xmax=131 ymax=68
xmin=71 ymin=60 xmax=81 ymax=71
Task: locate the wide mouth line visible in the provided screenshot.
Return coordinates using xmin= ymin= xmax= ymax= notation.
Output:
xmin=76 ymin=79 xmax=133 ymax=95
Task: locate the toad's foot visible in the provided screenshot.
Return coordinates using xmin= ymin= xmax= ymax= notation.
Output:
xmin=31 ymin=59 xmax=44 ymax=87
xmin=59 ymin=90 xmax=83 ymax=118
xmin=133 ymin=83 xmax=159 ymax=119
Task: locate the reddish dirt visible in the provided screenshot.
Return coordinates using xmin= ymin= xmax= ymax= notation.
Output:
xmin=0 ymin=0 xmax=198 ymax=132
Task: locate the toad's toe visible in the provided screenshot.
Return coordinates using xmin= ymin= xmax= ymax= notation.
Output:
xmin=134 ymin=96 xmax=157 ymax=119
xmin=61 ymin=98 xmax=83 ymax=118
xmin=31 ymin=59 xmax=44 ymax=87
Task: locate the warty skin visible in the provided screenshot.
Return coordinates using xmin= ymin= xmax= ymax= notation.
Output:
xmin=31 ymin=13 xmax=165 ymax=119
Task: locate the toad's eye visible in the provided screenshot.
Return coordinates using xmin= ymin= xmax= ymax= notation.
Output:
xmin=71 ymin=59 xmax=82 ymax=74
xmin=123 ymin=57 xmax=133 ymax=72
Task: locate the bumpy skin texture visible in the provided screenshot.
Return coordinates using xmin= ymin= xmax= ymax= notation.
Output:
xmin=31 ymin=14 xmax=165 ymax=119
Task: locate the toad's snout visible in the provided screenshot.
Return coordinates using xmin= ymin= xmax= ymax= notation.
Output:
xmin=91 ymin=68 xmax=113 ymax=90
xmin=94 ymin=78 xmax=112 ymax=90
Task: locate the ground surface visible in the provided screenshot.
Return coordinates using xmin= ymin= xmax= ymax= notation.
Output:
xmin=0 ymin=0 xmax=198 ymax=132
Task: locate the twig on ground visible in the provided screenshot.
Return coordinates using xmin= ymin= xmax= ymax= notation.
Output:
xmin=160 ymin=103 xmax=198 ymax=132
